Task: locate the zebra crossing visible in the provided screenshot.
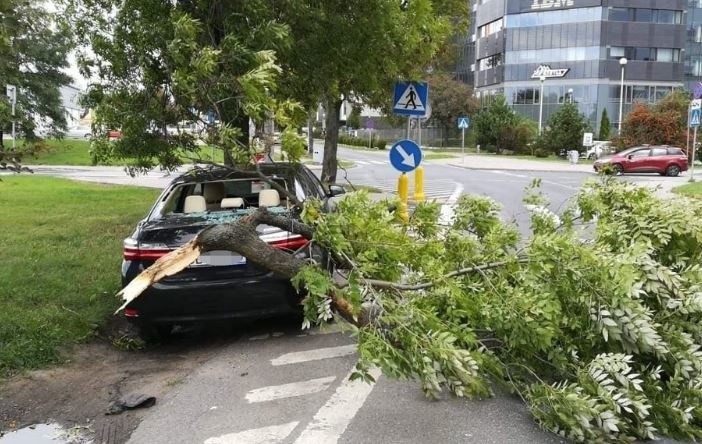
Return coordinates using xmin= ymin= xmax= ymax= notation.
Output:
xmin=200 ymin=327 xmax=376 ymax=444
xmin=352 ymin=178 xmax=462 ymax=203
xmin=353 ymin=160 xmax=386 ymax=166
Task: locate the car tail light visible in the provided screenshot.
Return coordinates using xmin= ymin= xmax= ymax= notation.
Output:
xmin=268 ymin=235 xmax=309 ymax=251
xmin=123 ymin=239 xmax=172 ymax=261
xmin=124 ymin=308 xmax=140 ymax=318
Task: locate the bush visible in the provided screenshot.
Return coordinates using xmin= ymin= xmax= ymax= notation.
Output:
xmin=533 ymin=148 xmax=549 ymax=158
xmin=374 ymin=139 xmax=387 ymax=150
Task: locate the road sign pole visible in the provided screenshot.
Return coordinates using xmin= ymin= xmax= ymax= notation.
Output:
xmin=406 ymin=117 xmax=411 ymax=139
xmin=368 ymin=128 xmax=372 ymax=149
xmin=461 ymin=128 xmax=465 ymax=164
xmin=691 ymin=127 xmax=698 ymax=183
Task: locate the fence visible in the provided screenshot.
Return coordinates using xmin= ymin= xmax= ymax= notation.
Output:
xmin=349 ymin=126 xmax=473 ymax=149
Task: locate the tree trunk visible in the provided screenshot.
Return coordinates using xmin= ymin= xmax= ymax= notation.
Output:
xmin=307 ymin=112 xmax=314 ymax=155
xmin=322 ymin=99 xmax=342 ymax=185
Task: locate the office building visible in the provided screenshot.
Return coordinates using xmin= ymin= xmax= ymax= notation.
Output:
xmin=472 ymin=0 xmax=687 ymax=133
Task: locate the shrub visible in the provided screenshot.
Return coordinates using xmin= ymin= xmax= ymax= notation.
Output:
xmin=374 ymin=139 xmax=387 ymax=150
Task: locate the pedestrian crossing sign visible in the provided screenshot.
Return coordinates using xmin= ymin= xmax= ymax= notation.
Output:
xmin=457 ymin=117 xmax=470 ymax=129
xmin=691 ymin=109 xmax=701 ymax=128
xmin=393 ymin=82 xmax=429 ymax=117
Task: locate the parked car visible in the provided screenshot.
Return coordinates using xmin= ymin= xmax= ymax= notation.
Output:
xmin=120 ymin=163 xmax=345 ymax=337
xmin=108 ymin=129 xmax=122 ymax=140
xmin=593 ymin=145 xmax=688 ymax=176
xmin=65 ymin=125 xmax=92 ymax=139
xmin=581 ymin=141 xmax=612 ymax=160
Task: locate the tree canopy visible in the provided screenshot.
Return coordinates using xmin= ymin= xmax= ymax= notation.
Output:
xmin=536 ymin=102 xmax=590 ymax=155
xmin=0 ymin=0 xmax=73 ymax=147
xmin=473 ymin=95 xmax=534 ymax=154
xmin=70 ymin=0 xmax=467 ymax=181
xmin=427 ymin=73 xmax=479 ymax=145
xmin=619 ymin=90 xmax=688 ymax=149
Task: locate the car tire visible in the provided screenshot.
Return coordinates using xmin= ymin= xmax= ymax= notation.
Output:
xmin=666 ymin=164 xmax=681 ymax=177
xmin=612 ymin=163 xmax=624 ymax=175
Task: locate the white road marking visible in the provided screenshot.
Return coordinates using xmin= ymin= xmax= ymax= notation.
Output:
xmin=447 ymin=182 xmax=464 ymax=205
xmin=204 ymin=422 xmax=299 ymax=444
xmin=370 ymin=160 xmax=385 ymax=165
xmin=356 ymin=161 xmax=369 ymax=165
xmin=293 ymin=367 xmax=382 ymax=444
xmin=245 ymin=376 xmax=337 ymax=403
xmin=271 ymin=344 xmax=357 ymax=366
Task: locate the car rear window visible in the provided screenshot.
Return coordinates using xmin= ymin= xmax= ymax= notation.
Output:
xmin=154 ymin=177 xmax=291 ymax=219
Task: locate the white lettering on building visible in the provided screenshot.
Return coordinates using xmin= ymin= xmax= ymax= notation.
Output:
xmin=530 ymin=0 xmax=575 ymax=10
xmin=531 ymin=65 xmax=570 ymax=78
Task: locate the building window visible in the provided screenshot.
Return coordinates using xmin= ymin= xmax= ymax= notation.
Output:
xmin=505 ymin=46 xmax=599 ymax=64
xmin=478 ymin=18 xmax=503 ymax=38
xmin=608 ymin=7 xmax=683 ymax=24
xmin=609 ymin=47 xmax=681 ymax=62
xmin=478 ymin=54 xmax=502 ymax=71
xmin=505 ymin=7 xmax=602 ymax=28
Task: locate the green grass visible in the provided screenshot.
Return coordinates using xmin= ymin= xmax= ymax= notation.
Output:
xmin=423 ymin=153 xmax=457 ymax=160
xmin=0 ymin=176 xmax=160 ymax=377
xmin=21 ymin=139 xmax=106 ymax=166
xmin=673 ymin=181 xmax=702 ymax=198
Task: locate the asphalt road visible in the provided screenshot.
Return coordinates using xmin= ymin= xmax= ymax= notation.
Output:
xmin=16 ymin=147 xmax=692 ymax=444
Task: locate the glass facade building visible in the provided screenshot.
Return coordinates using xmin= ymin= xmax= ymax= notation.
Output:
xmin=471 ymin=0 xmax=687 ymax=133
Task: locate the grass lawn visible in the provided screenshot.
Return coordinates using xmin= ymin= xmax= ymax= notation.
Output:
xmin=0 ymin=176 xmax=160 ymax=377
xmin=21 ymin=139 xmax=107 ymax=166
xmin=423 ymin=153 xmax=457 ymax=160
xmin=673 ymin=181 xmax=702 ymax=198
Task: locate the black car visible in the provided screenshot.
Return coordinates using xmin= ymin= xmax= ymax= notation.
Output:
xmin=121 ymin=163 xmax=343 ymax=336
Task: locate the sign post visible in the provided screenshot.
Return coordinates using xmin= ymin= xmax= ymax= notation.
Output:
xmin=457 ymin=117 xmax=470 ymax=163
xmin=690 ymin=99 xmax=701 ymax=182
xmin=389 ymin=139 xmax=423 ymax=221
xmin=6 ymin=85 xmax=16 ymax=149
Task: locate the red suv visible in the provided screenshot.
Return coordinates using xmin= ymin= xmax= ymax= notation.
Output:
xmin=593 ymin=145 xmax=688 ymax=177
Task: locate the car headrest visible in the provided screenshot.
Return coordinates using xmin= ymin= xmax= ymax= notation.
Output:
xmin=184 ymin=195 xmax=206 ymax=213
xmin=203 ymin=182 xmax=226 ymax=203
xmin=258 ymin=189 xmax=280 ymax=207
xmin=221 ymin=197 xmax=244 ymax=209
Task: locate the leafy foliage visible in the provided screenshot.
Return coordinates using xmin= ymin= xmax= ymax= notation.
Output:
xmin=295 ymin=180 xmax=702 ymax=442
xmin=619 ymin=90 xmax=688 ymax=149
xmin=427 ymin=73 xmax=479 ymax=146
xmin=535 ymin=103 xmax=590 ymax=155
xmin=0 ymin=0 xmax=72 ymax=144
xmin=473 ymin=95 xmax=534 ymax=154
xmin=599 ymin=108 xmax=611 ymax=141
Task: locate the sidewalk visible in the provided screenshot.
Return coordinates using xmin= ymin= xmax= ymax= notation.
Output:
xmin=429 ymin=154 xmax=594 ymax=173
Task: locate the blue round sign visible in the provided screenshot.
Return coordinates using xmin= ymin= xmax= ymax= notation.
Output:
xmin=694 ymin=82 xmax=702 ymax=100
xmin=389 ymin=139 xmax=422 ymax=173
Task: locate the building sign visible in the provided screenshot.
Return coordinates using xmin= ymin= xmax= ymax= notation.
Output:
xmin=530 ymin=0 xmax=575 ymax=10
xmin=531 ymin=65 xmax=570 ymax=79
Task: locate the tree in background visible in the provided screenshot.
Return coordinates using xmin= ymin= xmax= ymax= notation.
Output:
xmin=427 ymin=73 xmax=479 ymax=146
xmin=598 ymin=108 xmax=611 ymax=141
xmin=277 ymin=0 xmax=467 ymax=184
xmin=346 ymin=106 xmax=362 ymax=129
xmin=473 ymin=95 xmax=534 ymax=154
xmin=0 ymin=0 xmax=72 ymax=149
xmin=620 ymin=91 xmax=688 ymax=149
xmin=535 ymin=103 xmax=590 ymax=155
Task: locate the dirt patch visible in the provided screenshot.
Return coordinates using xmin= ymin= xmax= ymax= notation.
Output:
xmin=0 ymin=319 xmax=237 ymax=444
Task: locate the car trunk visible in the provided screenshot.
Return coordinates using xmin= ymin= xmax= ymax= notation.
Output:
xmin=135 ymin=210 xmax=304 ymax=283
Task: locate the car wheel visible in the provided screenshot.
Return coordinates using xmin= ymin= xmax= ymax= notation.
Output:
xmin=612 ymin=163 xmax=624 ymax=175
xmin=588 ymin=154 xmax=596 ymax=160
xmin=666 ymin=164 xmax=681 ymax=177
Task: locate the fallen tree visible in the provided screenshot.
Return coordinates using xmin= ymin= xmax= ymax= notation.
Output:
xmin=119 ymin=177 xmax=702 ymax=442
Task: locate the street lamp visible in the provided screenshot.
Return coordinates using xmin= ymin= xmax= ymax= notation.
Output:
xmin=618 ymin=57 xmax=628 ymax=135
xmin=538 ymin=75 xmax=546 ymax=135
xmin=567 ymin=88 xmax=574 ymax=104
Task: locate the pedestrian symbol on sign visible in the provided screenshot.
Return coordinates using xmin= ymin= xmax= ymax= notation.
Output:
xmin=691 ymin=109 xmax=701 ymax=128
xmin=393 ymin=82 xmax=429 ymax=116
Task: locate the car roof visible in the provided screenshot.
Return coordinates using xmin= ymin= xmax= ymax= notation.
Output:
xmin=170 ymin=163 xmax=309 ymax=185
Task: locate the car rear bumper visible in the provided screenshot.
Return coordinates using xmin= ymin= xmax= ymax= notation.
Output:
xmin=123 ymin=272 xmax=301 ymax=324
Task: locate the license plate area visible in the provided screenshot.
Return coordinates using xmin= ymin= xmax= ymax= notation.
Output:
xmin=191 ymin=251 xmax=247 ymax=267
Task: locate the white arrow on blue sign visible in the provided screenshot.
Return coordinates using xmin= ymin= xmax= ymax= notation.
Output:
xmin=457 ymin=117 xmax=470 ymax=129
xmin=389 ymin=139 xmax=423 ymax=173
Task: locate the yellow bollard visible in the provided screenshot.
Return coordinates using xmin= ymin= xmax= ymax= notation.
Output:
xmin=413 ymin=166 xmax=425 ymax=202
xmin=397 ymin=172 xmax=409 ymax=222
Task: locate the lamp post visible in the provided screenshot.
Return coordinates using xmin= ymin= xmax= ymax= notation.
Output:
xmin=567 ymin=88 xmax=574 ymax=104
xmin=618 ymin=57 xmax=628 ymax=135
xmin=538 ymin=75 xmax=546 ymax=135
